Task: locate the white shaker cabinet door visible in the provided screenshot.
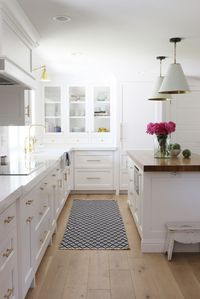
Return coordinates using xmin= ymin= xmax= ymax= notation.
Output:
xmin=120 ymin=82 xmax=154 ymax=150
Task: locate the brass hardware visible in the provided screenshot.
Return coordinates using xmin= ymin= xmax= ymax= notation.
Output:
xmin=3 ymin=248 xmax=13 ymax=258
xmin=26 ymin=216 xmax=33 ymax=223
xmin=43 ymin=205 xmax=47 ymax=208
xmin=26 ymin=200 xmax=33 ymax=205
xmin=39 ymin=212 xmax=43 ymax=216
xmin=52 ymin=174 xmax=56 ymax=177
xmin=44 ymin=182 xmax=48 ymax=185
xmin=4 ymin=216 xmax=15 ymax=224
xmin=4 ymin=288 xmax=14 ymax=299
xmin=56 ymin=168 xmax=60 ymax=171
xmin=40 ymin=187 xmax=44 ymax=191
xmin=53 ymin=184 xmax=56 ymax=188
xmin=25 ymin=105 xmax=30 ymax=117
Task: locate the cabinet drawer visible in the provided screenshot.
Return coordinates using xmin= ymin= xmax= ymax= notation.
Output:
xmin=0 ymin=254 xmax=17 ymax=299
xmin=0 ymin=203 xmax=16 ymax=243
xmin=35 ymin=216 xmax=51 ymax=265
xmin=75 ymin=169 xmax=113 ymax=190
xmin=0 ymin=231 xmax=16 ymax=271
xmin=75 ymin=152 xmax=113 ymax=169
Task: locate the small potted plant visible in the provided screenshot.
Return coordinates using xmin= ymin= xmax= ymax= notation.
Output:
xmin=170 ymin=143 xmax=181 ymax=157
xmin=182 ymin=149 xmax=191 ymax=158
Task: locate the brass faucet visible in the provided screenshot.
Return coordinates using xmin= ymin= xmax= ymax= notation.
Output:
xmin=25 ymin=124 xmax=45 ymax=153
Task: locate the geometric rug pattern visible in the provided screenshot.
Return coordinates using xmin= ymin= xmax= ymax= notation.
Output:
xmin=59 ymin=200 xmax=129 ymax=250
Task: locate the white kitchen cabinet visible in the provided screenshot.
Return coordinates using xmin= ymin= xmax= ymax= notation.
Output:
xmin=18 ymin=187 xmax=37 ymax=299
xmin=18 ymin=156 xmax=70 ymax=299
xmin=127 ymin=158 xmax=142 ymax=236
xmin=0 ymin=86 xmax=33 ymax=125
xmin=0 ymin=202 xmax=18 ymax=299
xmin=119 ymin=81 xmax=154 ymax=190
xmin=42 ymin=83 xmax=115 ymax=145
xmin=74 ymin=150 xmax=114 ymax=190
xmin=44 ymin=86 xmax=63 ymax=133
xmin=0 ymin=1 xmax=39 ymax=74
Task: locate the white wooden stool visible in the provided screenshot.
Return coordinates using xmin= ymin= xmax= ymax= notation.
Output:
xmin=165 ymin=222 xmax=200 ymax=261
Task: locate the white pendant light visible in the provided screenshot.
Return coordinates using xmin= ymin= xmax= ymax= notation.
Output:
xmin=148 ymin=56 xmax=172 ymax=101
xmin=159 ymin=37 xmax=190 ymax=94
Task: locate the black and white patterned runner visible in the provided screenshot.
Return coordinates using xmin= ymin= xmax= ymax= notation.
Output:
xmin=60 ymin=200 xmax=129 ymax=249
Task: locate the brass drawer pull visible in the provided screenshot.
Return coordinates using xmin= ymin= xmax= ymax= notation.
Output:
xmin=4 ymin=288 xmax=14 ymax=299
xmin=56 ymin=168 xmax=60 ymax=171
xmin=3 ymin=248 xmax=13 ymax=258
xmin=40 ymin=187 xmax=44 ymax=191
xmin=52 ymin=174 xmax=56 ymax=177
xmin=44 ymin=182 xmax=48 ymax=185
xmin=26 ymin=200 xmax=33 ymax=205
xmin=26 ymin=216 xmax=33 ymax=223
xmin=43 ymin=205 xmax=47 ymax=208
xmin=39 ymin=212 xmax=43 ymax=216
xmin=4 ymin=216 xmax=15 ymax=224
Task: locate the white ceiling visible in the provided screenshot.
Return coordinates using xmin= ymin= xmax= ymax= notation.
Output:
xmin=17 ymin=0 xmax=200 ymax=79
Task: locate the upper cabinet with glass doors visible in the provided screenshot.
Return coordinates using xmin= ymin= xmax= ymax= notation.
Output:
xmin=69 ymin=86 xmax=86 ymax=133
xmin=93 ymin=86 xmax=110 ymax=133
xmin=44 ymin=86 xmax=62 ymax=133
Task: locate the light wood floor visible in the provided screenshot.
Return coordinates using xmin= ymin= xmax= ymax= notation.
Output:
xmin=26 ymin=194 xmax=200 ymax=299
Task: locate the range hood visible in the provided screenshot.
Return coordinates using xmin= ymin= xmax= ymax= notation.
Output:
xmin=0 ymin=56 xmax=36 ymax=89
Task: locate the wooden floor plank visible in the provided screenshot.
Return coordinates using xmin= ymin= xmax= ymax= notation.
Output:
xmin=110 ymin=269 xmax=136 ymax=299
xmin=87 ymin=251 xmax=110 ymax=290
xmin=87 ymin=289 xmax=111 ymax=299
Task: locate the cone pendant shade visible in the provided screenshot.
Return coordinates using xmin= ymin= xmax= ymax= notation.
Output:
xmin=159 ymin=63 xmax=190 ymax=94
xmin=148 ymin=76 xmax=172 ymax=101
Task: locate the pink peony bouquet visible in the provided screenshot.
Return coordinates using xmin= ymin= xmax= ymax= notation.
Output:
xmin=146 ymin=121 xmax=176 ymax=136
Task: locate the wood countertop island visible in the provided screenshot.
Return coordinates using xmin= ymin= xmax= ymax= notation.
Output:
xmin=127 ymin=150 xmax=200 ymax=172
xmin=127 ymin=150 xmax=200 ymax=253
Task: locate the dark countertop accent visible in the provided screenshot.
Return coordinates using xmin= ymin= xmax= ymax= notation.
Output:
xmin=127 ymin=150 xmax=200 ymax=172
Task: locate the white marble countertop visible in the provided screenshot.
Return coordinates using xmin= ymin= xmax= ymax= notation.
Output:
xmin=0 ymin=146 xmax=117 ymax=214
xmin=0 ymin=150 xmax=64 ymax=214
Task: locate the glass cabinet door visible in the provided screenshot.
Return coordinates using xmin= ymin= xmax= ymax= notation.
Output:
xmin=69 ymin=86 xmax=86 ymax=133
xmin=44 ymin=86 xmax=62 ymax=133
xmin=93 ymin=86 xmax=110 ymax=133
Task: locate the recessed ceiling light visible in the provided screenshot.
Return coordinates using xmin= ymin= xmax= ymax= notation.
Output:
xmin=53 ymin=15 xmax=71 ymax=22
xmin=71 ymin=52 xmax=83 ymax=56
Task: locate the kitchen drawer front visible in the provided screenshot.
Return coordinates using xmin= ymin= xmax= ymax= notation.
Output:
xmin=0 ymin=203 xmax=16 ymax=243
xmin=0 ymin=252 xmax=18 ymax=299
xmin=75 ymin=169 xmax=114 ymax=190
xmin=75 ymin=151 xmax=113 ymax=169
xmin=0 ymin=231 xmax=16 ymax=272
xmin=35 ymin=215 xmax=51 ymax=269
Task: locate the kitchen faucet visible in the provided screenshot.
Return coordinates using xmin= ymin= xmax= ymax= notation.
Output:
xmin=25 ymin=124 xmax=45 ymax=153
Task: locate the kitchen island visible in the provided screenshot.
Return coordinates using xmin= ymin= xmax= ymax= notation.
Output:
xmin=127 ymin=150 xmax=200 ymax=253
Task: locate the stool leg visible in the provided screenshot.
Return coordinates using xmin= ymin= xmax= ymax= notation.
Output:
xmin=168 ymin=239 xmax=174 ymax=261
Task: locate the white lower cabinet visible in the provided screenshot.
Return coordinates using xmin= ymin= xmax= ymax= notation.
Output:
xmin=74 ymin=151 xmax=114 ymax=190
xmin=18 ymin=158 xmax=70 ymax=299
xmin=0 ymin=202 xmax=18 ymax=299
xmin=127 ymin=158 xmax=142 ymax=237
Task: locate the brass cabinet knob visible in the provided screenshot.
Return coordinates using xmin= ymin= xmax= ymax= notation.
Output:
xmin=4 ymin=288 xmax=14 ymax=299
xmin=4 ymin=216 xmax=15 ymax=224
xmin=26 ymin=216 xmax=33 ymax=223
xmin=2 ymin=248 xmax=13 ymax=258
xmin=26 ymin=200 xmax=33 ymax=205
